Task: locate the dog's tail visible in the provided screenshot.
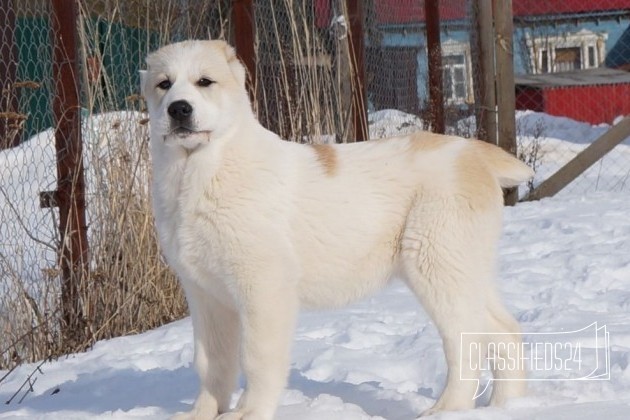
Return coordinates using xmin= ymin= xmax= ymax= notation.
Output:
xmin=474 ymin=140 xmax=535 ymax=188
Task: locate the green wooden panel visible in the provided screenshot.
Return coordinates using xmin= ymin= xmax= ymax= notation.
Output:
xmin=94 ymin=18 xmax=160 ymax=111
xmin=14 ymin=16 xmax=160 ymax=140
xmin=16 ymin=16 xmax=53 ymax=141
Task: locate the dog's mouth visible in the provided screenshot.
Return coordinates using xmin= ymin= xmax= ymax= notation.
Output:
xmin=164 ymin=126 xmax=212 ymax=152
xmin=168 ymin=126 xmax=212 ymax=139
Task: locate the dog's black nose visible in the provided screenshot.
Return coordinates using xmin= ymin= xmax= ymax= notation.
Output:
xmin=168 ymin=100 xmax=193 ymax=121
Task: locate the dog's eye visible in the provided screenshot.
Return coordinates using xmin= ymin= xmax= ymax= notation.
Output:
xmin=197 ymin=78 xmax=214 ymax=87
xmin=157 ymin=80 xmax=172 ymax=90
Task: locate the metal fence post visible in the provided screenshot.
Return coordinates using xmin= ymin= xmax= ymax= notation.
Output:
xmin=51 ymin=0 xmax=89 ymax=341
xmin=425 ymin=0 xmax=445 ymax=134
xmin=232 ymin=0 xmax=256 ymax=102
xmin=347 ymin=0 xmax=368 ymax=142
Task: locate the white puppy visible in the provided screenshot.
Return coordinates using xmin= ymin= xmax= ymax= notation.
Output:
xmin=141 ymin=40 xmax=533 ymax=420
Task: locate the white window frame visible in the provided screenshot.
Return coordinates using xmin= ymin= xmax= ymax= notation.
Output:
xmin=526 ymin=29 xmax=608 ymax=74
xmin=441 ymin=39 xmax=474 ymax=105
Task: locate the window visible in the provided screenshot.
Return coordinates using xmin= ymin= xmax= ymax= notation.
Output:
xmin=526 ymin=29 xmax=607 ymax=74
xmin=555 ymin=47 xmax=581 ymax=72
xmin=588 ymin=46 xmax=596 ymax=68
xmin=443 ymin=55 xmax=467 ymax=102
xmin=440 ymin=40 xmax=473 ymax=104
xmin=541 ymin=50 xmax=549 ymax=73
xmin=366 ymin=46 xmax=421 ymax=114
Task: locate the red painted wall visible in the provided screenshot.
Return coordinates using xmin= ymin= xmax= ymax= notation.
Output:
xmin=517 ymin=84 xmax=630 ymax=125
xmin=545 ymin=85 xmax=630 ymax=125
xmin=516 ymin=86 xmax=545 ymax=113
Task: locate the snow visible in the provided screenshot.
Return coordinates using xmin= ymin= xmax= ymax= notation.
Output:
xmin=1 ymin=110 xmax=629 ymax=419
xmin=514 ymin=111 xmax=630 ymax=195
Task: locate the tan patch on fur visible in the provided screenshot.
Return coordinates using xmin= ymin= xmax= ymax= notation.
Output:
xmin=407 ymin=134 xmax=529 ymax=209
xmin=407 ymin=131 xmax=450 ymax=152
xmin=311 ymin=144 xmax=338 ymax=176
xmin=456 ymin=141 xmax=503 ymax=211
xmin=470 ymin=139 xmax=534 ymax=187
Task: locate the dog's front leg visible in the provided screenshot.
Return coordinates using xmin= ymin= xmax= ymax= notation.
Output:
xmin=218 ymin=275 xmax=298 ymax=420
xmin=173 ymin=284 xmax=240 ymax=420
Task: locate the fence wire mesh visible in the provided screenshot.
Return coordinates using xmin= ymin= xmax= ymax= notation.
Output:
xmin=1 ymin=0 xmax=629 ymax=367
xmin=509 ymin=0 xmax=630 ymax=195
xmin=1 ymin=0 xmax=59 ymax=367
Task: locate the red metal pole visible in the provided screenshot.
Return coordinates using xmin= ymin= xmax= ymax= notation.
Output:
xmin=232 ymin=0 xmax=256 ymax=101
xmin=51 ymin=0 xmax=88 ymax=336
xmin=425 ymin=0 xmax=445 ymax=134
xmin=347 ymin=0 xmax=368 ymax=141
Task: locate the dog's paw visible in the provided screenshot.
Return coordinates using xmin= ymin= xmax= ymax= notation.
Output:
xmin=420 ymin=399 xmax=475 ymax=417
xmin=170 ymin=411 xmax=202 ymax=420
xmin=216 ymin=412 xmax=243 ymax=420
xmin=216 ymin=412 xmax=267 ymax=420
xmin=171 ymin=405 xmax=219 ymax=420
xmin=419 ymin=407 xmax=438 ymax=417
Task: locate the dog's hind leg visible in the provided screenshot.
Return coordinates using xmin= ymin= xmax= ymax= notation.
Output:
xmin=402 ymin=262 xmax=485 ymax=415
xmin=400 ymin=196 xmax=512 ymax=416
xmin=485 ymin=293 xmax=527 ymax=406
xmin=173 ymin=283 xmax=240 ymax=420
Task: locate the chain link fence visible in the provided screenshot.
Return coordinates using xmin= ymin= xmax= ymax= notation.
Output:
xmin=0 ymin=0 xmax=228 ymax=368
xmin=1 ymin=0 xmax=629 ymax=368
xmin=510 ymin=0 xmax=630 ymax=195
xmin=1 ymin=0 xmax=59 ymax=367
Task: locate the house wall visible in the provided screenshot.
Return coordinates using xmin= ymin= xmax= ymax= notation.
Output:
xmin=373 ymin=16 xmax=629 ymax=113
xmin=377 ymin=28 xmax=471 ymax=107
xmin=516 ymin=86 xmax=545 ymax=112
xmin=517 ymin=84 xmax=630 ymax=124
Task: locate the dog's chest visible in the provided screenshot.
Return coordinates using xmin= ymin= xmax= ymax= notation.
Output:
xmin=155 ymin=180 xmax=207 ymax=252
xmin=152 ymin=162 xmax=232 ymax=280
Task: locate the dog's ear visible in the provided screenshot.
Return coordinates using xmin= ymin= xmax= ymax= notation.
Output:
xmin=139 ymin=70 xmax=148 ymax=95
xmin=223 ymin=45 xmax=247 ymax=88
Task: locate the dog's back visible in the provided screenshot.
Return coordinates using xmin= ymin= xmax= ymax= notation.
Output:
xmin=286 ymin=133 xmax=531 ymax=310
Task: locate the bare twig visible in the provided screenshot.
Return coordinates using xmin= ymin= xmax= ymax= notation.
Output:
xmin=5 ymin=359 xmax=46 ymax=405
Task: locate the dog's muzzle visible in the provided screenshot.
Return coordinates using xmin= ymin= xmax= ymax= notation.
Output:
xmin=167 ymin=100 xmax=197 ymax=137
xmin=163 ymin=99 xmax=211 ymax=147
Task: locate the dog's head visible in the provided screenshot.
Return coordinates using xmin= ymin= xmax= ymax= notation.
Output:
xmin=141 ymin=40 xmax=249 ymax=149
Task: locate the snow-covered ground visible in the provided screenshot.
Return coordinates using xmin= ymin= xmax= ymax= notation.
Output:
xmin=1 ymin=111 xmax=629 ymax=419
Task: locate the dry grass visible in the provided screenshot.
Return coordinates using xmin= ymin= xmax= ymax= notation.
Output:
xmin=80 ymin=110 xmax=187 ymax=345
xmin=0 ymin=0 xmax=202 ymax=369
xmin=254 ymin=1 xmax=357 ymax=143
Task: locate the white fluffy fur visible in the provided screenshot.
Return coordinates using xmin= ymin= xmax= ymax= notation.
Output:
xmin=141 ymin=40 xmax=534 ymax=420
